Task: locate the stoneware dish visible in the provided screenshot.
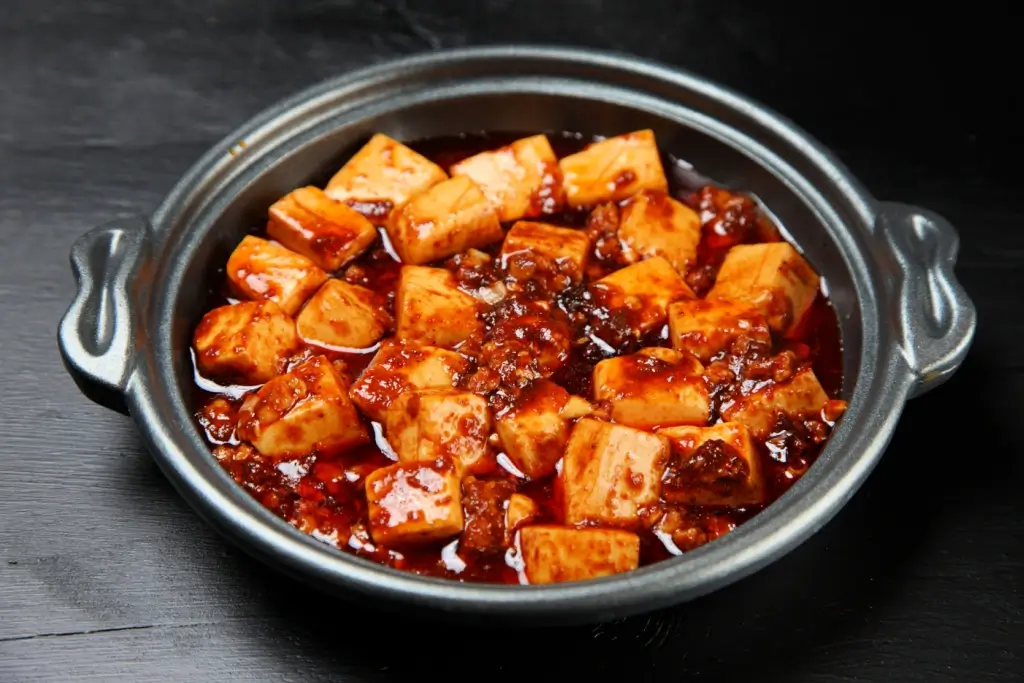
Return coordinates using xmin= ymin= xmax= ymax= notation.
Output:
xmin=57 ymin=46 xmax=976 ymax=625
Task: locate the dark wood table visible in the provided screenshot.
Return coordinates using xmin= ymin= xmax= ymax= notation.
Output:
xmin=2 ymin=2 xmax=1020 ymax=681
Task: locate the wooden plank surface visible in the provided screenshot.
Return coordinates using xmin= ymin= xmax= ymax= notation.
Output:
xmin=1 ymin=1 xmax=1020 ymax=681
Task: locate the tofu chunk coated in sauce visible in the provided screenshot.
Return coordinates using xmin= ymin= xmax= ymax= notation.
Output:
xmin=190 ymin=129 xmax=847 ymax=586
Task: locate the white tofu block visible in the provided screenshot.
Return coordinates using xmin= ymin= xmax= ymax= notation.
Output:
xmin=498 ymin=221 xmax=591 ymax=287
xmin=384 ymin=389 xmax=491 ymax=475
xmin=593 ymin=347 xmax=709 ymax=429
xmin=364 ymin=456 xmax=464 ymax=546
xmin=450 ymin=134 xmax=565 ymax=221
xmin=505 ymin=493 xmax=540 ymax=543
xmin=562 ymin=418 xmax=670 ymax=527
xmin=325 ymin=133 xmax=447 ymax=220
xmin=394 ymin=266 xmax=482 ymax=348
xmin=559 ymin=129 xmax=668 ymax=207
xmin=226 ymin=235 xmax=328 ymax=315
xmin=236 ymin=355 xmax=370 ymax=458
xmin=722 ymin=367 xmax=830 ymax=438
xmin=267 ymin=186 xmax=379 ymax=271
xmin=295 ymin=279 xmax=389 ymax=350
xmin=348 ymin=340 xmax=468 ymax=421
xmin=707 ymin=242 xmax=821 ymax=335
xmin=591 ymin=256 xmax=695 ymax=334
xmin=494 ymin=379 xmax=584 ymax=480
xmin=659 ymin=421 xmax=766 ymax=507
xmin=193 ymin=300 xmax=299 ymax=384
xmin=519 ymin=526 xmax=640 ymax=584
xmin=619 ymin=190 xmax=702 ymax=273
xmin=668 ymin=298 xmax=772 ymax=363
xmin=388 ymin=176 xmax=504 ymax=265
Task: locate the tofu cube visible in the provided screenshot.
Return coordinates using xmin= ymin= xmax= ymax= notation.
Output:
xmin=668 ymin=298 xmax=772 ymax=363
xmin=193 ymin=301 xmax=299 ymax=384
xmin=364 ymin=457 xmax=464 ymax=546
xmin=395 ymin=266 xmax=482 ymax=348
xmin=505 ymin=493 xmax=540 ymax=543
xmin=266 ymin=186 xmax=379 ymax=272
xmin=325 ymin=133 xmax=447 ymax=220
xmin=226 ymin=236 xmax=328 ymax=315
xmin=707 ymin=242 xmax=821 ymax=335
xmin=384 ymin=390 xmax=491 ymax=475
xmin=559 ymin=129 xmax=668 ymax=207
xmin=296 ymin=279 xmax=390 ymax=350
xmin=722 ymin=367 xmax=830 ymax=438
xmin=388 ymin=176 xmax=504 ymax=265
xmin=619 ymin=190 xmax=702 ymax=273
xmin=349 ymin=340 xmax=468 ymax=421
xmin=494 ymin=379 xmax=582 ymax=479
xmin=498 ymin=221 xmax=591 ymax=287
xmin=562 ymin=418 xmax=670 ymax=527
xmin=236 ymin=355 xmax=370 ymax=458
xmin=591 ymin=256 xmax=695 ymax=334
xmin=659 ymin=421 xmax=766 ymax=507
xmin=593 ymin=347 xmax=710 ymax=429
xmin=519 ymin=526 xmax=640 ymax=584
xmin=450 ymin=134 xmax=565 ymax=221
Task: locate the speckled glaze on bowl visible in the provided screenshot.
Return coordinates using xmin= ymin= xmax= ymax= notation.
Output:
xmin=58 ymin=46 xmax=975 ymax=625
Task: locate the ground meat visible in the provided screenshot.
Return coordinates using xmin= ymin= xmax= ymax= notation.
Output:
xmin=460 ymin=477 xmax=517 ymax=553
xmin=647 ymin=507 xmax=736 ymax=553
xmin=684 ymin=263 xmax=718 ymax=298
xmin=662 ymin=439 xmax=750 ymax=503
xmin=743 ymin=349 xmax=798 ymax=383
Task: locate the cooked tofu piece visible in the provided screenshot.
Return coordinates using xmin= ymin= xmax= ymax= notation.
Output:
xmin=460 ymin=477 xmax=517 ymax=553
xmin=494 ymin=379 xmax=592 ymax=479
xmin=193 ymin=301 xmax=299 ymax=384
xmin=364 ymin=456 xmax=464 ymax=546
xmin=236 ymin=355 xmax=370 ymax=458
xmin=707 ymin=242 xmax=821 ymax=335
xmin=388 ymin=176 xmax=503 ymax=265
xmin=562 ymin=418 xmax=671 ymax=527
xmin=659 ymin=421 xmax=766 ymax=507
xmin=450 ymin=134 xmax=565 ymax=221
xmin=384 ymin=389 xmax=491 ymax=475
xmin=349 ymin=340 xmax=468 ymax=421
xmin=324 ymin=134 xmax=447 ymax=220
xmin=722 ymin=367 xmax=830 ymax=438
xmin=498 ymin=221 xmax=590 ymax=287
xmin=519 ymin=526 xmax=640 ymax=584
xmin=559 ymin=129 xmax=668 ymax=207
xmin=505 ymin=493 xmax=540 ymax=543
xmin=619 ymin=190 xmax=702 ymax=273
xmin=591 ymin=256 xmax=695 ymax=334
xmin=394 ymin=266 xmax=482 ymax=348
xmin=593 ymin=347 xmax=709 ymax=429
xmin=266 ymin=186 xmax=379 ymax=272
xmin=668 ymin=298 xmax=772 ymax=363
xmin=295 ymin=279 xmax=389 ymax=350
xmin=226 ymin=236 xmax=328 ymax=315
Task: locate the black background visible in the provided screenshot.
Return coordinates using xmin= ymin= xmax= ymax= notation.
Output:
xmin=1 ymin=1 xmax=1021 ymax=681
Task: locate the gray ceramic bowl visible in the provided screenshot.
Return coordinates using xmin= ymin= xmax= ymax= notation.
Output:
xmin=58 ymin=46 xmax=975 ymax=625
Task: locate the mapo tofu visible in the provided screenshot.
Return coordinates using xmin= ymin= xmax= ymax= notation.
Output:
xmin=190 ymin=130 xmax=846 ymax=586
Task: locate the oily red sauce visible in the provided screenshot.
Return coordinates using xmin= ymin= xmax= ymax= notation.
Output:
xmin=191 ymin=132 xmax=845 ymax=583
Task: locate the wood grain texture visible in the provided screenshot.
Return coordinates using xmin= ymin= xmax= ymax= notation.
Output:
xmin=1 ymin=1 xmax=1021 ymax=681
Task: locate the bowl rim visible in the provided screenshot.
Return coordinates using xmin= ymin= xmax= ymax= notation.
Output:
xmin=125 ymin=45 xmax=917 ymax=621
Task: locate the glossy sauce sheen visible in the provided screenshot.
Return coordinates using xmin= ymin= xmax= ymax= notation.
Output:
xmin=192 ymin=132 xmax=844 ymax=583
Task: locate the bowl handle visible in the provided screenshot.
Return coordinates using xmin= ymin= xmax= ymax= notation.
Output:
xmin=57 ymin=217 xmax=153 ymax=416
xmin=876 ymin=202 xmax=977 ymax=398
